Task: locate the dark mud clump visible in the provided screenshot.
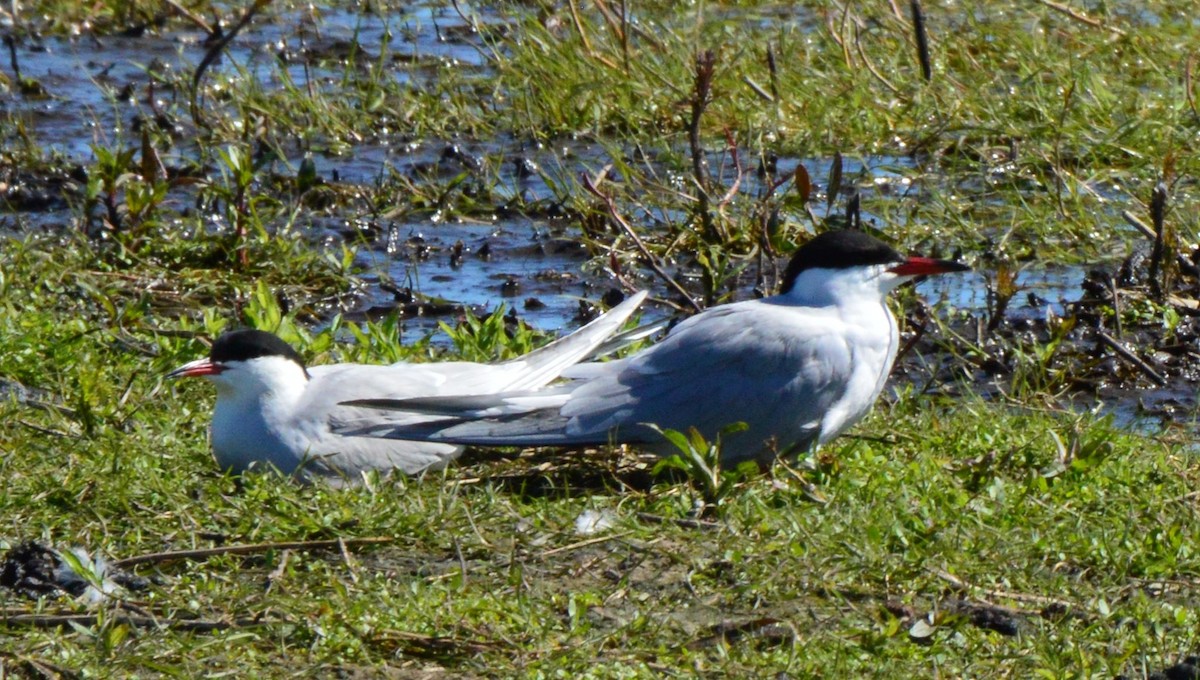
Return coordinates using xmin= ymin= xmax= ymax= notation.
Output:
xmin=0 ymin=541 xmax=149 ymax=600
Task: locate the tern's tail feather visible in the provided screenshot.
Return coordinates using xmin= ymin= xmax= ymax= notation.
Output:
xmin=499 ymin=291 xmax=648 ymax=391
xmin=583 ymin=316 xmax=669 ymax=360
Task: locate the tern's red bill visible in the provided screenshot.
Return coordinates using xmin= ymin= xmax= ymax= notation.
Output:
xmin=167 ymin=358 xmax=224 ymax=379
xmin=888 ymin=256 xmax=970 ymax=277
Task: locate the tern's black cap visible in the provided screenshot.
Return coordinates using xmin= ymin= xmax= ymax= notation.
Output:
xmin=780 ymin=230 xmax=904 ymax=294
xmin=210 ymin=329 xmax=306 ymax=369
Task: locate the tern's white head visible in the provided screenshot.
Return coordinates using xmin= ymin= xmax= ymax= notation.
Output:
xmin=168 ymin=330 xmax=315 ymax=474
xmin=778 ymin=229 xmax=969 ymax=306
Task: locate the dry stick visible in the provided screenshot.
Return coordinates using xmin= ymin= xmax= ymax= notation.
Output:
xmin=189 ymin=0 xmax=272 ymax=129
xmin=3 ymin=34 xmax=19 ymax=83
xmin=163 ymin=0 xmax=214 ymax=34
xmin=1095 ymin=331 xmax=1167 ymax=386
xmin=931 ymin=567 xmax=1077 ymax=610
xmin=910 ymin=0 xmax=932 ymax=82
xmin=742 ymin=75 xmax=775 ymax=103
xmin=1123 ymin=209 xmax=1193 ymax=273
xmin=592 ymin=0 xmax=663 ymax=50
xmin=17 ymin=420 xmax=77 ymax=439
xmin=0 ymin=612 xmax=273 ymax=631
xmin=581 ymin=172 xmax=704 ymax=314
xmin=591 ymin=0 xmax=626 ymax=43
xmin=562 ymin=0 xmax=617 ymax=69
xmin=1032 ymin=0 xmax=1126 ymax=36
xmin=635 ymin=512 xmax=721 ymax=530
xmin=338 ymin=538 xmax=360 ymax=584
xmin=539 ymin=531 xmax=633 ymax=558
xmin=564 ymin=0 xmax=593 ymax=51
xmin=833 ymin=3 xmax=853 ymax=64
xmin=264 ymin=549 xmax=291 ymax=594
xmin=618 ymin=0 xmax=630 ymax=73
xmin=894 ymin=318 xmax=929 ymax=366
xmin=1122 ymin=209 xmax=1156 ymax=240
xmin=854 ymin=26 xmax=900 ymax=95
xmin=112 ymin=536 xmax=394 ymax=569
xmin=374 ymin=628 xmax=498 ymax=654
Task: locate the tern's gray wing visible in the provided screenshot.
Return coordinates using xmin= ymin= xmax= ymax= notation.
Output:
xmin=555 ymin=302 xmax=855 ymax=458
xmin=281 ymin=364 xmax=464 ymax=480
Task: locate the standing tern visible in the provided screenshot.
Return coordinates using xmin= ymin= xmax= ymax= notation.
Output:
xmin=341 ymin=230 xmax=970 ymax=466
xmin=167 ymin=291 xmax=647 ymax=483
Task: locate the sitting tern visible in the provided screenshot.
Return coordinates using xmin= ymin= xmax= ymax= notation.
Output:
xmin=340 ymin=230 xmax=970 ymax=466
xmin=168 ymin=291 xmax=647 ymax=483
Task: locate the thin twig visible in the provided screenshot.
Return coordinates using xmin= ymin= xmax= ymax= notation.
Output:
xmin=373 ymin=628 xmax=499 ymax=654
xmin=17 ymin=420 xmax=78 ymax=439
xmin=582 ymin=170 xmax=703 ymax=313
xmin=894 ymin=318 xmax=929 ymax=366
xmin=190 ymin=0 xmax=273 ymax=129
xmin=766 ymin=43 xmax=780 ymax=105
xmin=0 ymin=612 xmax=274 ymax=631
xmin=563 ymin=0 xmax=618 ymax=70
xmin=338 ymin=538 xmax=360 ymax=584
xmin=1031 ymin=0 xmax=1126 ymax=36
xmin=264 ymin=549 xmax=291 ymax=593
xmin=688 ymin=50 xmax=720 ymax=243
xmin=112 ymin=537 xmax=393 ymax=569
xmin=635 ymin=512 xmax=721 ymax=530
xmin=4 ymin=34 xmax=21 ymax=83
xmin=163 ymin=0 xmax=213 ymax=34
xmin=741 ymin=75 xmax=774 ymax=103
xmin=1170 ymin=489 xmax=1200 ymax=504
xmin=1095 ymin=331 xmax=1167 ymax=386
xmin=1121 ymin=209 xmax=1156 ymax=240
xmin=1123 ymin=209 xmax=1193 ymax=274
xmin=931 ymin=567 xmax=1076 ymax=610
xmin=539 ymin=531 xmax=632 ymax=557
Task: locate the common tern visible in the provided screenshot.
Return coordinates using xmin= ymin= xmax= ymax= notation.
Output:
xmin=168 ymin=291 xmax=648 ymax=482
xmin=341 ymin=230 xmax=970 ymax=466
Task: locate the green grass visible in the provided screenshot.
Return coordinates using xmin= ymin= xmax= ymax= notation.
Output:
xmin=4 ymin=0 xmax=1200 ymax=676
xmin=3 ymin=301 xmax=1199 ymax=676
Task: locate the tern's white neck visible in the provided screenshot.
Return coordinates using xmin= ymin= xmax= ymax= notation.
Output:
xmin=207 ymin=355 xmax=310 ymax=473
xmin=781 ymin=264 xmax=907 ymax=307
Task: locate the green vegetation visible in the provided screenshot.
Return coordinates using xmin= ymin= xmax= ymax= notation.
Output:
xmin=3 ymin=0 xmax=1200 ymax=676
